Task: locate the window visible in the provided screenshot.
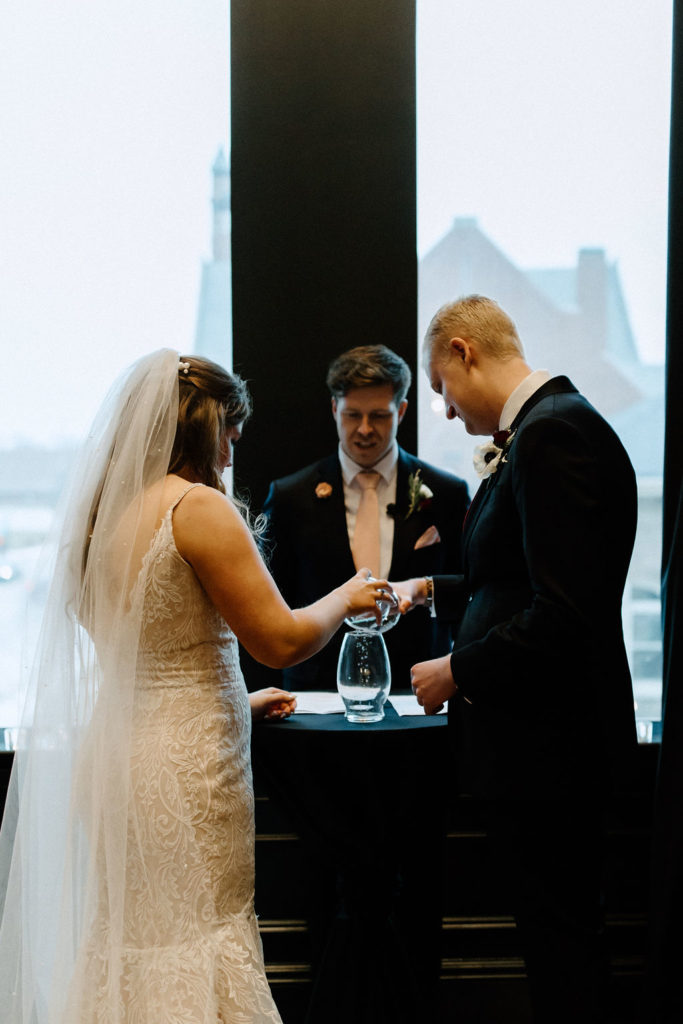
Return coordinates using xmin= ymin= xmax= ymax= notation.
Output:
xmin=0 ymin=2 xmax=230 ymax=733
xmin=417 ymin=0 xmax=672 ymax=727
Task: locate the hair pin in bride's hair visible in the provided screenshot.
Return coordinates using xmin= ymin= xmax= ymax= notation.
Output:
xmin=179 ymin=360 xmax=191 ymax=374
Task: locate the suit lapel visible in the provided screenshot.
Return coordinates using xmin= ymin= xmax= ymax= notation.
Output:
xmin=463 ymin=477 xmax=489 ymax=539
xmin=388 ymin=450 xmax=413 ymax=578
xmin=462 ymin=376 xmax=578 ymax=567
xmin=508 ymin=375 xmax=577 ymax=431
xmin=462 ymin=473 xmax=500 ymax=569
xmin=310 ymin=455 xmax=356 ymax=581
xmin=388 ymin=450 xmax=438 ymax=578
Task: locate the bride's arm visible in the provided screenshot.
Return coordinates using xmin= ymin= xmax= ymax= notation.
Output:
xmin=172 ymin=486 xmax=384 ymax=669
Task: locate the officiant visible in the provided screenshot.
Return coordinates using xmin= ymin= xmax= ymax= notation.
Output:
xmin=252 ymin=345 xmax=468 ymax=1021
xmin=262 ymin=343 xmax=469 ymax=691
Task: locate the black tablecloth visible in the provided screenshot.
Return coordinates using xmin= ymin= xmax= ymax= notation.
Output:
xmin=252 ymin=702 xmax=450 ymax=1024
xmin=257 ymin=703 xmax=446 ymax=734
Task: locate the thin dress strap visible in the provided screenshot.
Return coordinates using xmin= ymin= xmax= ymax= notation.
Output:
xmin=168 ymin=481 xmax=204 ymax=514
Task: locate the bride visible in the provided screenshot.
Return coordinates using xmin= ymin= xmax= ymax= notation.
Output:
xmin=0 ymin=350 xmax=386 ymax=1023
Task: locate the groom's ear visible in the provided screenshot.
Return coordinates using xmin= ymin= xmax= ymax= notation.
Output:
xmin=448 ymin=336 xmax=474 ymax=370
xmin=397 ymin=399 xmax=408 ymax=424
xmin=331 ymin=397 xmax=338 ymax=417
xmin=448 ymin=337 xmax=468 ymax=361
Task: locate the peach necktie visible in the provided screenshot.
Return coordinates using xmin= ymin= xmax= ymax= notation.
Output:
xmin=351 ymin=470 xmax=381 ymax=578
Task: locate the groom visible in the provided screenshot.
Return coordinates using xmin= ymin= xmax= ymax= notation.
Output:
xmin=402 ymin=295 xmax=639 ymax=1022
xmin=263 ymin=343 xmax=469 ymax=691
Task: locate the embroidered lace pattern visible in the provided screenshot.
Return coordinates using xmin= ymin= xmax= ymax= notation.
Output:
xmin=68 ymin=485 xmax=282 ymax=1023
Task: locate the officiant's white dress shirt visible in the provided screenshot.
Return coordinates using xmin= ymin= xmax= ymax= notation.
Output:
xmin=338 ymin=441 xmax=398 ymax=579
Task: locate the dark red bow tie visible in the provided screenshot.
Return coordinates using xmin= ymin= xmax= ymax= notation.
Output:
xmin=492 ymin=429 xmax=511 ymax=448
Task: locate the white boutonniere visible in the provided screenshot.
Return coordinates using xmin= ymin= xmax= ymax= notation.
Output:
xmin=386 ymin=469 xmax=434 ymax=521
xmin=406 ymin=470 xmax=433 ymax=518
xmin=473 ymin=429 xmax=516 ymax=479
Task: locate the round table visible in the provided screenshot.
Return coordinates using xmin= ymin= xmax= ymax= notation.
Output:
xmin=252 ymin=701 xmax=450 ymax=1024
xmin=258 ymin=700 xmax=446 ymax=732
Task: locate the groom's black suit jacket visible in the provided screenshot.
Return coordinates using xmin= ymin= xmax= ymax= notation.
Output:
xmin=434 ymin=376 xmax=639 ymax=801
xmin=263 ymin=447 xmax=469 ymax=690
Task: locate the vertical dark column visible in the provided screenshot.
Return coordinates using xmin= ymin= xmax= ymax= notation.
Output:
xmin=647 ymin=3 xmax=683 ymax=1021
xmin=663 ymin=1 xmax=683 ymax=562
xmin=231 ymin=0 xmax=417 ymax=509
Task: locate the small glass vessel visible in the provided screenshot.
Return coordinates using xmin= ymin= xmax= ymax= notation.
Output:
xmin=344 ymin=581 xmax=401 ymax=634
xmin=337 ymin=630 xmax=391 ymax=723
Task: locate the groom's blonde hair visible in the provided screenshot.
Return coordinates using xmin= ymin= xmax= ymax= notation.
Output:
xmin=425 ymin=295 xmax=524 ymax=363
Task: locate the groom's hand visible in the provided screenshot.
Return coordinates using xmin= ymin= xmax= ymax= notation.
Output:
xmin=389 ymin=577 xmax=428 ymax=614
xmin=410 ymin=654 xmax=457 ymax=715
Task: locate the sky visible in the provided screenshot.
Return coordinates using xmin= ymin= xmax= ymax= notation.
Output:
xmin=0 ymin=0 xmax=673 ymax=448
xmin=417 ymin=0 xmax=672 ymax=363
xmin=0 ymin=0 xmax=230 ymax=447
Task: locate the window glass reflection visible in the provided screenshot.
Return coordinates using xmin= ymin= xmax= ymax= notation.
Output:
xmin=0 ymin=2 xmax=230 ymax=734
xmin=417 ymin=0 xmax=672 ymax=725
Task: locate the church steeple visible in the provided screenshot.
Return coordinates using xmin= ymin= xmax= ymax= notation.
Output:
xmin=211 ymin=147 xmax=230 ymax=262
xmin=193 ymin=148 xmax=232 ymax=365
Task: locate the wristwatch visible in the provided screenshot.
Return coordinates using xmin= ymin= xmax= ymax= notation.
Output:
xmin=424 ymin=576 xmax=434 ymax=615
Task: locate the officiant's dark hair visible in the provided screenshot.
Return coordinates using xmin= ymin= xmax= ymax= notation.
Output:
xmin=326 ymin=345 xmax=412 ymax=403
xmin=169 ymin=356 xmax=252 ymax=495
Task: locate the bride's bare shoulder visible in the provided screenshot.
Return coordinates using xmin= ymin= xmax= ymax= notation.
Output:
xmin=169 ymin=480 xmax=248 ymax=564
xmin=167 ymin=477 xmax=241 ymax=528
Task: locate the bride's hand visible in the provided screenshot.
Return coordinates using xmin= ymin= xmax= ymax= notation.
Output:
xmin=339 ymin=569 xmax=389 ymax=624
xmin=249 ymin=688 xmax=297 ymax=722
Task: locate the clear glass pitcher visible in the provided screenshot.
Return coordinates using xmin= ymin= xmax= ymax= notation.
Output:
xmin=344 ymin=580 xmax=401 ymax=633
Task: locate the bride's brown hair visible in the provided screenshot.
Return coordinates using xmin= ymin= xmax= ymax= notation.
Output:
xmin=168 ymin=356 xmax=252 ymax=494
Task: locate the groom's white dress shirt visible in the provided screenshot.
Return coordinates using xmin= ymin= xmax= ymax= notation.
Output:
xmin=498 ymin=369 xmax=552 ymax=430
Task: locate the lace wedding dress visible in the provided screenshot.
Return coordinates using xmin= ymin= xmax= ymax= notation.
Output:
xmin=67 ymin=483 xmax=282 ymax=1023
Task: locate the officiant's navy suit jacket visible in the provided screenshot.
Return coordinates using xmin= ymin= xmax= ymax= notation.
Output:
xmin=434 ymin=376 xmax=639 ymax=801
xmin=263 ymin=447 xmax=469 ymax=691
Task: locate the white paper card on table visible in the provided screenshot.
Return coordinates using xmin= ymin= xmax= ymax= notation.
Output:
xmin=291 ymin=691 xmax=345 ymax=714
xmin=388 ymin=694 xmax=447 ymax=716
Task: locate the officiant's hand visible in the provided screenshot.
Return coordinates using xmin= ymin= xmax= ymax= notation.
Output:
xmin=250 ymin=688 xmax=297 ymax=721
xmin=410 ymin=654 xmax=457 ymax=715
xmin=390 ymin=577 xmax=428 ymax=614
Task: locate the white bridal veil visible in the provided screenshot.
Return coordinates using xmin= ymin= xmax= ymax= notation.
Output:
xmin=0 ymin=349 xmax=181 ymax=1022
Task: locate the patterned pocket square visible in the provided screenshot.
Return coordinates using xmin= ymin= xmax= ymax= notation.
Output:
xmin=414 ymin=525 xmax=441 ymax=550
